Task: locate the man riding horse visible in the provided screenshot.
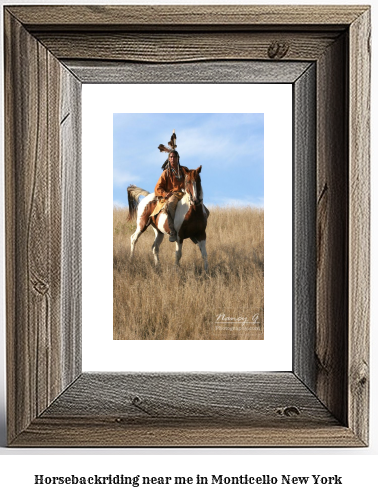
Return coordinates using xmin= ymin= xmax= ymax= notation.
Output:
xmin=154 ymin=131 xmax=189 ymax=242
xmin=127 ymin=130 xmax=209 ymax=271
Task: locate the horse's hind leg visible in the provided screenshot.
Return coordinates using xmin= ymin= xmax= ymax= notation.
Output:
xmin=152 ymin=227 xmax=164 ymax=266
xmin=130 ymin=206 xmax=152 ymax=258
xmin=198 ymin=239 xmax=208 ymax=273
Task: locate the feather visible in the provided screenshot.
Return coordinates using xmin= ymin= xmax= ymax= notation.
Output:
xmin=158 ymin=131 xmax=177 ymax=153
xmin=158 ymin=144 xmax=171 ymax=153
xmin=168 ymin=130 xmax=177 ymax=149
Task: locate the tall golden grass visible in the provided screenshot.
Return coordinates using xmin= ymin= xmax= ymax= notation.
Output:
xmin=114 ymin=205 xmax=264 ymax=340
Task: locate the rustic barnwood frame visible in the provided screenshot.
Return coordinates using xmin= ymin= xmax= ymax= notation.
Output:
xmin=5 ymin=5 xmax=370 ymax=447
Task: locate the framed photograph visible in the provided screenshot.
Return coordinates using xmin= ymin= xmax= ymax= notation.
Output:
xmin=5 ymin=5 xmax=370 ymax=447
xmin=111 ymin=108 xmax=266 ymax=341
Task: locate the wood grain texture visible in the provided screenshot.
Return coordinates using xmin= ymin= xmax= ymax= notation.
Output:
xmin=348 ymin=9 xmax=371 ymax=445
xmin=5 ymin=11 xmax=61 ymax=442
xmin=316 ymin=34 xmax=349 ymax=426
xmin=64 ymin=60 xmax=312 ymax=84
xmin=60 ymin=68 xmax=82 ymax=388
xmin=41 ymin=373 xmax=336 ymax=422
xmin=11 ymin=419 xmax=363 ymax=448
xmin=11 ymin=373 xmax=362 ymax=447
xmin=33 ymin=31 xmax=339 ymax=63
xmin=293 ymin=64 xmax=316 ymax=390
xmin=7 ymin=5 xmax=367 ymax=29
xmin=4 ymin=11 xmax=81 ymax=444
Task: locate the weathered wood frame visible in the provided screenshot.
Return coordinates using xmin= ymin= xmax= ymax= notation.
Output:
xmin=4 ymin=5 xmax=370 ymax=447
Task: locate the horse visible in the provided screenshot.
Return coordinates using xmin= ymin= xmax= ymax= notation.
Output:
xmin=127 ymin=166 xmax=209 ymax=272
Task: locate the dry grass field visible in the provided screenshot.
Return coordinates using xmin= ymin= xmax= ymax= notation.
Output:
xmin=114 ymin=205 xmax=264 ymax=340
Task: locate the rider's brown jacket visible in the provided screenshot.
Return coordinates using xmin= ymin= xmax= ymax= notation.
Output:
xmin=154 ymin=167 xmax=188 ymax=198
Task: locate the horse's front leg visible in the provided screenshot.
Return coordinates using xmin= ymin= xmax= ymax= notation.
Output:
xmin=175 ymin=239 xmax=183 ymax=267
xmin=198 ymin=238 xmax=208 ymax=273
xmin=130 ymin=228 xmax=142 ymax=258
xmin=152 ymin=228 xmax=164 ymax=266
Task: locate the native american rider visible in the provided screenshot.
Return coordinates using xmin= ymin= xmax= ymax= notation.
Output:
xmin=154 ymin=132 xmax=189 ymax=242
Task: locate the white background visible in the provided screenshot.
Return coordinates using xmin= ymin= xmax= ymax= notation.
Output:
xmin=82 ymin=83 xmax=292 ymax=371
xmin=0 ymin=0 xmax=377 ymax=498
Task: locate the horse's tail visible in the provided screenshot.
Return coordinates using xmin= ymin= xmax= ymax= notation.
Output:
xmin=127 ymin=185 xmax=150 ymax=221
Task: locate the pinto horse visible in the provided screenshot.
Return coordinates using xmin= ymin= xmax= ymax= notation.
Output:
xmin=127 ymin=166 xmax=209 ymax=271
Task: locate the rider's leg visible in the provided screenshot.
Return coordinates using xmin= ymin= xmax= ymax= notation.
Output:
xmin=167 ymin=194 xmax=180 ymax=242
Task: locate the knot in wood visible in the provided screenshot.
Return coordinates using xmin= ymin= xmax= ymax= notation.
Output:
xmin=268 ymin=42 xmax=289 ymax=59
xmin=33 ymin=280 xmax=49 ymax=295
xmin=131 ymin=396 xmax=142 ymax=406
xmin=354 ymin=361 xmax=368 ymax=389
xmin=130 ymin=395 xmax=153 ymax=416
xmin=277 ymin=406 xmax=300 ymax=417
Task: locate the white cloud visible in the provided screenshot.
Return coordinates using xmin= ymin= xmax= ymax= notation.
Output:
xmin=113 ymin=200 xmax=126 ymax=208
xmin=207 ymin=196 xmax=264 ymax=208
xmin=113 ymin=169 xmax=141 ymax=187
xmin=175 ymin=119 xmax=263 ymax=166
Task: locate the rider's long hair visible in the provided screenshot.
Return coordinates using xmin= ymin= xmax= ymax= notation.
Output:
xmin=162 ymin=150 xmax=183 ymax=179
xmin=161 ymin=150 xmax=180 ymax=169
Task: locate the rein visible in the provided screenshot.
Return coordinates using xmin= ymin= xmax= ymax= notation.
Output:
xmin=191 ymin=198 xmax=203 ymax=206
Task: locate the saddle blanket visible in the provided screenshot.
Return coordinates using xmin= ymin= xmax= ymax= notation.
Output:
xmin=150 ymin=198 xmax=166 ymax=218
xmin=150 ymin=192 xmax=185 ymax=218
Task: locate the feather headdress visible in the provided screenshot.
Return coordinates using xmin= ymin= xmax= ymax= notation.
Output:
xmin=158 ymin=130 xmax=182 ymax=174
xmin=158 ymin=130 xmax=177 ymax=154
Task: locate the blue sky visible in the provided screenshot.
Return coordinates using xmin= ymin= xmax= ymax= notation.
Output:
xmin=113 ymin=113 xmax=264 ymax=207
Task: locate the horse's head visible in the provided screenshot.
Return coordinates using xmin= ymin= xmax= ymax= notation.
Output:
xmin=184 ymin=166 xmax=203 ymax=206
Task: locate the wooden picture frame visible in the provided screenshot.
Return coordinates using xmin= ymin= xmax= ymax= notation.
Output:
xmin=4 ymin=5 xmax=370 ymax=447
